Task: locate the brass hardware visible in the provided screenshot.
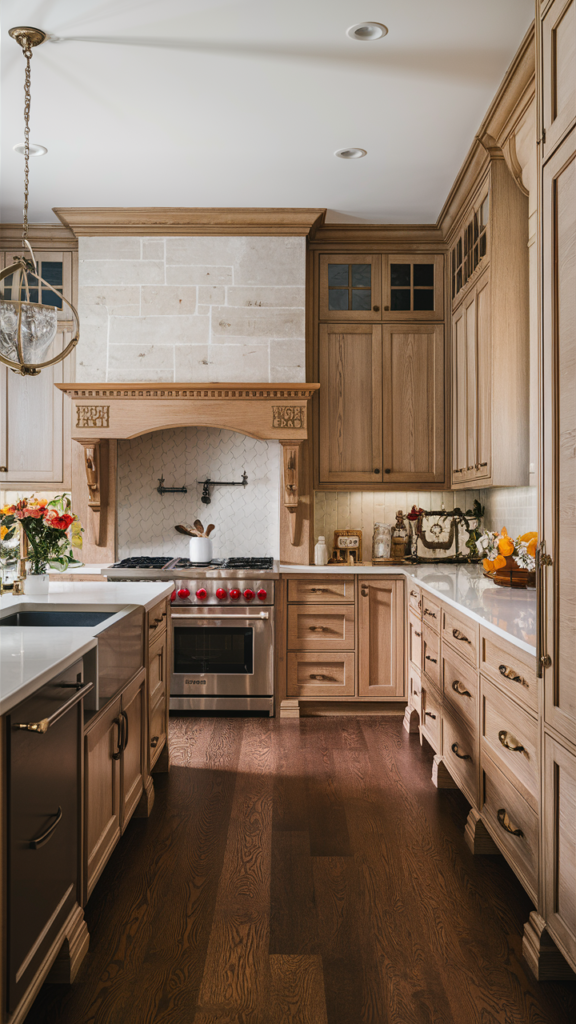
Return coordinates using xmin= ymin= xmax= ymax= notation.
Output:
xmin=540 ymin=654 xmax=552 ymax=669
xmin=410 ymin=590 xmax=418 ymax=597
xmin=150 ymin=736 xmax=159 ymax=748
xmin=414 ymin=630 xmax=421 ymax=637
xmin=451 ymin=743 xmax=471 ymax=761
xmin=497 ymin=808 xmax=523 ymax=837
xmin=384 ymin=305 xmax=390 ymax=311
xmin=498 ymin=730 xmax=525 ymax=754
xmin=8 ymin=26 xmax=47 ymax=48
xmin=0 ymin=466 xmax=6 ymax=472
xmin=498 ymin=664 xmax=527 ymax=687
xmin=373 ymin=305 xmax=380 ymax=311
xmin=425 ymin=655 xmax=437 ymax=663
xmin=423 ymin=609 xmax=437 ymax=618
xmin=112 ymin=717 xmax=123 ymax=760
xmin=452 ymin=628 xmax=470 ymax=644
xmin=541 ymin=554 xmax=553 ymax=567
xmin=310 ymin=674 xmax=327 ymax=680
xmin=425 ymin=711 xmax=436 ymax=719
xmin=451 ymin=680 xmax=471 ymax=697
xmin=15 ymin=717 xmax=49 ymax=734
xmin=29 ymin=806 xmax=62 ymax=849
xmin=309 ymin=625 xmax=325 ymax=632
xmin=310 ymin=588 xmax=327 ymax=593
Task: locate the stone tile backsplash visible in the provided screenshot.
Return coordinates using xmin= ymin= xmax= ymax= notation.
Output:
xmin=77 ymin=236 xmax=306 ymax=383
xmin=117 ymin=427 xmax=280 ymax=560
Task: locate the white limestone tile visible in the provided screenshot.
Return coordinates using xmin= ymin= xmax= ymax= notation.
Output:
xmin=198 ymin=286 xmax=226 ymax=305
xmin=166 ymin=237 xmax=244 ymax=266
xmin=269 ymin=339 xmax=306 ymax=377
xmin=270 ymin=364 xmax=306 ymax=383
xmin=142 ymin=240 xmax=165 ymax=260
xmin=108 ymin=367 xmax=175 ymax=383
xmin=140 ymin=286 xmax=198 ymax=316
xmin=74 ymin=324 xmax=108 ymax=381
xmin=79 ymin=286 xmax=141 ymax=321
xmin=108 ymin=315 xmax=209 ymax=346
xmin=174 ymin=345 xmax=212 ymax=381
xmin=205 ymin=344 xmax=270 ymax=382
xmin=166 ymin=265 xmax=234 ymax=286
xmin=197 ymin=305 xmax=211 ymax=315
xmin=79 ymin=260 xmax=165 ymax=286
xmin=226 ymin=286 xmax=306 ymax=308
xmin=108 ymin=344 xmax=175 ymax=380
xmin=234 ymin=237 xmax=305 ymax=286
xmin=210 ymin=306 xmax=305 ymax=343
xmin=79 ymin=238 xmax=141 ymax=259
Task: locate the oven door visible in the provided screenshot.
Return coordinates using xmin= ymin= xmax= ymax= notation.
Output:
xmin=171 ymin=608 xmax=274 ymax=697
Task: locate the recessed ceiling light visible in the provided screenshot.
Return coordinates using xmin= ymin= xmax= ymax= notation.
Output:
xmin=335 ymin=148 xmax=367 ymax=159
xmin=347 ymin=22 xmax=388 ymax=41
xmin=13 ymin=143 xmax=48 ymax=157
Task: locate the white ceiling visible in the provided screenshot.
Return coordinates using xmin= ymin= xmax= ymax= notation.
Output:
xmin=1 ymin=0 xmax=534 ymax=225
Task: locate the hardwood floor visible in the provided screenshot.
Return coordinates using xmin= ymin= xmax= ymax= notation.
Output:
xmin=27 ymin=716 xmax=576 ymax=1024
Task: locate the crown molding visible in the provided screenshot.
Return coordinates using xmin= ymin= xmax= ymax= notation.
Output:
xmin=53 ymin=207 xmax=327 ymax=238
xmin=0 ymin=222 xmax=77 ymax=251
xmin=309 ymin=222 xmax=444 ymax=250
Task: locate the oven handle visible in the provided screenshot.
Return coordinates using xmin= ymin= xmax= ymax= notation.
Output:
xmin=171 ymin=612 xmax=269 ymax=620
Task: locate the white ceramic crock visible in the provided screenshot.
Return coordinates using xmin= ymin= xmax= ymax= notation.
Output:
xmin=189 ymin=537 xmax=213 ymax=563
xmin=24 ymin=573 xmax=50 ymax=596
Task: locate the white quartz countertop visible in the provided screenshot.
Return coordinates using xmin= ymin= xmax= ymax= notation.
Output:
xmin=0 ymin=581 xmax=174 ymax=715
xmin=280 ymin=563 xmax=536 ymax=656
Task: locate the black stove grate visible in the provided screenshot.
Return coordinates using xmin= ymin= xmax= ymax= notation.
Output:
xmin=110 ymin=556 xmax=274 ymax=570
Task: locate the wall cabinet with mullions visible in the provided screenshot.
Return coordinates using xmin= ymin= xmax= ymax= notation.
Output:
xmin=318 ymin=253 xmax=444 ymax=321
xmin=451 ymin=192 xmax=489 ymax=300
xmin=1 ymin=250 xmax=73 ymax=321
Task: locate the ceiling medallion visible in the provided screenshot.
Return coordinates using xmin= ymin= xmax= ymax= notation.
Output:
xmin=0 ymin=27 xmax=79 ymax=376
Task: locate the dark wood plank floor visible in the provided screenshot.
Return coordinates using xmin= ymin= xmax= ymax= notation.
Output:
xmin=27 ymin=716 xmax=576 ymax=1024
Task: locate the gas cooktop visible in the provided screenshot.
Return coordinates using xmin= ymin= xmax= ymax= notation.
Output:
xmin=106 ymin=555 xmax=278 ymax=581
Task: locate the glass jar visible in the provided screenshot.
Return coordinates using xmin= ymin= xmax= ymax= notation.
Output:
xmin=314 ymin=535 xmax=329 ymax=566
xmin=372 ymin=523 xmax=391 ymax=560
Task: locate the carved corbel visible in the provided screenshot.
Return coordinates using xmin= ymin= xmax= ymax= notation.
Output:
xmin=76 ymin=438 xmax=107 ymax=546
xmin=280 ymin=441 xmax=302 ymax=545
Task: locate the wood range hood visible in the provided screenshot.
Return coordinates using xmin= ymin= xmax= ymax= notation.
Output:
xmin=57 ymin=381 xmax=319 ymax=552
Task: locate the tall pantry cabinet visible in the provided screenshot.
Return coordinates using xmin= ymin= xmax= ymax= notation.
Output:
xmin=526 ymin=0 xmax=576 ymax=980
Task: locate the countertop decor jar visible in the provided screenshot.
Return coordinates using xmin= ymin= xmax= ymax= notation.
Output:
xmin=314 ymin=536 xmax=329 ymax=566
xmin=372 ymin=523 xmax=391 ymax=563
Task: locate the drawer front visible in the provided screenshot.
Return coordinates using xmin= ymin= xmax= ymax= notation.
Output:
xmin=287 ymin=652 xmax=355 ymax=697
xmin=149 ymin=692 xmax=167 ymax=767
xmin=482 ymin=756 xmax=538 ymax=901
xmin=409 ymin=666 xmax=422 ymax=717
xmin=421 ymin=593 xmax=441 ymax=632
xmin=287 ymin=578 xmax=354 ymax=603
xmin=442 ymin=646 xmax=478 ymax=730
xmin=422 ymin=624 xmax=440 ymax=688
xmin=421 ymin=686 xmax=441 ymax=751
xmin=408 ymin=585 xmax=422 ymax=616
xmin=443 ymin=707 xmax=478 ymax=807
xmin=148 ymin=631 xmax=167 ymax=705
xmin=287 ymin=604 xmax=355 ymax=651
xmin=480 ymin=678 xmax=538 ymax=812
xmin=148 ymin=599 xmax=167 ymax=643
xmin=408 ymin=609 xmax=423 ymax=672
xmin=480 ymin=630 xmax=537 ymax=714
xmin=442 ymin=606 xmax=478 ymax=666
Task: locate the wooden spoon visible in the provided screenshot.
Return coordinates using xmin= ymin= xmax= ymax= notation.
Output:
xmin=175 ymin=524 xmax=200 ymax=536
xmin=205 ymin=524 xmax=215 ymax=537
xmin=194 ymin=519 xmax=205 ymax=535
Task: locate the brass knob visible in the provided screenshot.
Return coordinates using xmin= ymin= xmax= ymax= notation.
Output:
xmin=373 ymin=305 xmax=380 ymax=311
xmin=0 ymin=466 xmax=7 ymax=472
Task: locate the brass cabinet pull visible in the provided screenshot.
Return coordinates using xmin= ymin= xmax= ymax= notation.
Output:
xmin=15 ymin=717 xmax=49 ymax=734
xmin=451 ymin=742 xmax=471 ymax=761
xmin=425 ymin=711 xmax=437 ymax=719
xmin=410 ymin=590 xmax=418 ymax=597
xmin=414 ymin=631 xmax=421 ymax=638
xmin=0 ymin=465 xmax=7 ymax=472
xmin=498 ymin=664 xmax=527 ymax=688
xmin=310 ymin=588 xmax=327 ymax=593
xmin=425 ymin=655 xmax=437 ymax=663
xmin=29 ymin=806 xmax=63 ymax=850
xmin=452 ymin=628 xmax=470 ymax=644
xmin=452 ymin=680 xmax=471 ymax=697
xmin=310 ymin=673 xmax=326 ymax=680
xmin=498 ymin=730 xmax=525 ymax=754
xmin=112 ymin=716 xmax=123 ymax=760
xmin=309 ymin=625 xmax=325 ymax=632
xmin=13 ymin=681 xmax=94 ymax=733
xmin=150 ymin=735 xmax=159 ymax=748
xmin=423 ymin=609 xmax=437 ymax=618
xmin=497 ymin=808 xmax=523 ymax=837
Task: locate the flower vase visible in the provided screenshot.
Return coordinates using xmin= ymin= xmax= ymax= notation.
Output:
xmin=25 ymin=573 xmax=50 ymax=596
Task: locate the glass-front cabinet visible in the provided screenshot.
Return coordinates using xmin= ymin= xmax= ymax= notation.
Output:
xmin=319 ymin=253 xmax=443 ymax=321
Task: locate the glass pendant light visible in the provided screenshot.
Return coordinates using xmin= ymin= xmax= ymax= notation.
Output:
xmin=0 ymin=27 xmax=79 ymax=376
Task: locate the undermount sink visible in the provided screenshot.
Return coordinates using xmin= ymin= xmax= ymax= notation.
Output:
xmin=0 ymin=610 xmax=115 ymax=627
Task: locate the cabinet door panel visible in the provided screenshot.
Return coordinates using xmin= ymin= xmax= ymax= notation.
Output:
xmin=358 ymin=580 xmax=404 ymax=698
xmin=382 ymin=254 xmax=444 ymax=320
xmin=452 ymin=306 xmax=468 ymax=482
xmin=319 ymin=254 xmax=381 ymax=321
xmin=465 ymin=294 xmax=477 ymax=475
xmin=318 ymin=323 xmax=382 ymax=484
xmin=84 ymin=696 xmax=122 ymax=901
xmin=543 ymin=734 xmax=576 ymax=967
xmin=476 ymin=275 xmax=492 ymax=479
xmin=121 ymin=673 xmax=145 ymax=829
xmin=149 ymin=693 xmax=167 ymax=769
xmin=148 ymin=630 xmax=167 ymax=706
xmin=381 ymin=324 xmax=445 ymax=484
xmin=542 ymin=0 xmax=576 ymax=160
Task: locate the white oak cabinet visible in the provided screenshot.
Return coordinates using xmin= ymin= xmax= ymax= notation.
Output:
xmin=358 ymin=579 xmax=405 ymax=698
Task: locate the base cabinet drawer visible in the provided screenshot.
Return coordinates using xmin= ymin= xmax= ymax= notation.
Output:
xmin=479 ymin=630 xmax=537 ymax=714
xmin=422 ymin=594 xmax=441 ymax=632
xmin=287 ymin=604 xmax=355 ymax=651
xmin=408 ymin=585 xmax=422 ymax=616
xmin=421 ymin=686 xmax=441 ymax=751
xmin=408 ymin=609 xmax=422 ymax=672
xmin=443 ymin=707 xmax=478 ymax=807
xmin=149 ymin=693 xmax=167 ymax=768
xmin=480 ymin=678 xmax=538 ymax=812
xmin=442 ymin=646 xmax=478 ymax=730
xmin=287 ymin=652 xmax=355 ymax=697
xmin=481 ymin=755 xmax=538 ymax=902
xmin=409 ymin=667 xmax=422 ymax=718
xmin=422 ymin=624 xmax=440 ymax=687
xmin=288 ymin=578 xmax=354 ymax=603
xmin=442 ymin=606 xmax=478 ymax=666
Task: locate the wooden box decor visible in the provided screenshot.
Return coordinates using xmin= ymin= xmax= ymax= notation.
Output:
xmin=484 ymin=557 xmax=536 ymax=589
xmin=330 ymin=529 xmax=362 ymax=564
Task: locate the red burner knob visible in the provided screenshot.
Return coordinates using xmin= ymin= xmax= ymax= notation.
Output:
xmin=244 ymin=588 xmax=255 ymax=601
xmin=229 ymin=588 xmax=241 ymax=600
xmin=177 ymin=588 xmax=190 ymax=599
xmin=216 ymin=588 xmax=227 ymax=600
xmin=196 ymin=588 xmax=208 ymax=601
xmin=257 ymin=589 xmax=267 ymax=601
xmin=170 ymin=590 xmax=177 ymax=602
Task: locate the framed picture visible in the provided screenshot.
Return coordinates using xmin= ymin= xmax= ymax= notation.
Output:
xmin=333 ymin=529 xmax=362 ymax=563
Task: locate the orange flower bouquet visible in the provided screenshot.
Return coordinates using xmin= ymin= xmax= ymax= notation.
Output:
xmin=0 ymin=494 xmax=83 ymax=576
xmin=477 ymin=528 xmax=537 ymax=587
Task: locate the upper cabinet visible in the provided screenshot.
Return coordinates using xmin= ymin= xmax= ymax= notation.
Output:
xmin=319 ymin=253 xmax=444 ymax=321
xmin=541 ymin=0 xmax=576 ymax=162
xmin=450 ymin=159 xmax=530 ymax=489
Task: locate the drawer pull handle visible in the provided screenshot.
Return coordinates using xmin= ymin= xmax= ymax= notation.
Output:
xmin=425 ymin=711 xmax=437 ymax=719
xmin=410 ymin=590 xmax=418 ymax=598
xmin=425 ymin=655 xmax=437 ymax=663
xmin=150 ymin=735 xmax=159 ymax=748
xmin=361 ymin=589 xmax=368 ymax=597
xmin=452 ymin=628 xmax=470 ymax=644
xmin=424 ymin=609 xmax=437 ymax=618
xmin=309 ymin=626 xmax=325 ymax=632
xmin=113 ymin=717 xmax=123 ymax=760
xmin=452 ymin=680 xmax=471 ymax=697
xmin=29 ymin=806 xmax=63 ymax=850
xmin=310 ymin=588 xmax=327 ymax=593
xmin=414 ymin=630 xmax=421 ymax=638
xmin=451 ymin=743 xmax=471 ymax=761
xmin=498 ymin=730 xmax=525 ymax=754
xmin=309 ymin=674 xmax=328 ymax=680
xmin=498 ymin=664 xmax=528 ymax=688
xmin=497 ymin=808 xmax=524 ymax=838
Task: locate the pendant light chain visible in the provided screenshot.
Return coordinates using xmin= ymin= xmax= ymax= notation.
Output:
xmin=21 ymin=35 xmax=33 ymax=245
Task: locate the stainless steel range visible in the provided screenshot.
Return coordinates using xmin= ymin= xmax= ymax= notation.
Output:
xmin=106 ymin=557 xmax=278 ymax=715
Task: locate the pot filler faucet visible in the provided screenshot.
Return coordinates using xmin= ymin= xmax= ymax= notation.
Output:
xmin=198 ymin=471 xmax=248 ymax=505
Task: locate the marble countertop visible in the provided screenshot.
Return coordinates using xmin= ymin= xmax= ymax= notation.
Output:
xmin=280 ymin=563 xmax=536 ymax=656
xmin=0 ymin=581 xmax=174 ymax=715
